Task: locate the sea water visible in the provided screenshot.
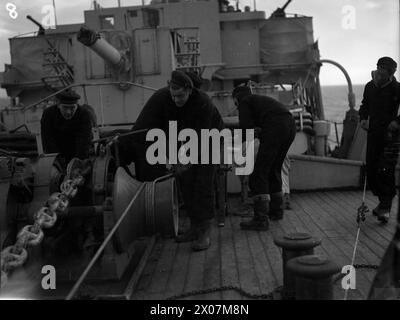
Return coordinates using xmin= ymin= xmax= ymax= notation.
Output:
xmin=322 ymin=84 xmax=365 ymax=148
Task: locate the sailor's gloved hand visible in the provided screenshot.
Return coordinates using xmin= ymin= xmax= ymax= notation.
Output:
xmin=360 ymin=119 xmax=369 ymax=131
xmin=167 ymin=163 xmax=192 ymax=177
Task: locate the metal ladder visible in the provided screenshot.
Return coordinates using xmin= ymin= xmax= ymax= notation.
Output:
xmin=41 ymin=39 xmax=74 ymax=90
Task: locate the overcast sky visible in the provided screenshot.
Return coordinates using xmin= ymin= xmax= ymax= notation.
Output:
xmin=0 ymin=0 xmax=398 ymax=97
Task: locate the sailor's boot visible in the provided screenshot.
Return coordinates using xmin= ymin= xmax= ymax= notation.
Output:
xmin=283 ymin=193 xmax=292 ymax=210
xmin=176 ymin=218 xmax=198 ymax=243
xmin=374 ymin=196 xmax=392 ymax=224
xmin=269 ymin=192 xmax=284 ymax=221
xmin=192 ymin=219 xmax=212 ymax=251
xmin=240 ymin=195 xmax=269 ymax=231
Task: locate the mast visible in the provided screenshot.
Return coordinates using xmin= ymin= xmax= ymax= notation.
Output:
xmin=52 ymin=0 xmax=58 ymax=27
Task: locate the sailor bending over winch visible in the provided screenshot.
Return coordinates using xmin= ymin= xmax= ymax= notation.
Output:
xmin=359 ymin=56 xmax=400 ymax=223
xmin=40 ymin=89 xmax=93 ymax=164
xmin=40 ymin=89 xmax=99 ymax=253
xmin=119 ymin=70 xmax=224 ymax=251
xmin=232 ymin=85 xmax=296 ymax=230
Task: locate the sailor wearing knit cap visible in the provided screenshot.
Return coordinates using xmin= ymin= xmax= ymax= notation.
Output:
xmin=118 ymin=70 xmax=224 ymax=251
xmin=40 ymin=89 xmax=93 ymax=163
xmin=359 ymin=56 xmax=400 ymax=223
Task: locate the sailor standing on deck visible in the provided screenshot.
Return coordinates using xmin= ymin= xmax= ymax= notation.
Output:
xmin=40 ymin=89 xmax=93 ymax=164
xmin=232 ymin=86 xmax=296 ymax=230
xmin=119 ymin=70 xmax=224 ymax=251
xmin=359 ymin=57 xmax=400 ymax=223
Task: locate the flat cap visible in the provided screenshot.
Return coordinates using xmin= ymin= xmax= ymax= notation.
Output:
xmin=377 ymin=56 xmax=397 ymax=75
xmin=56 ymin=89 xmax=80 ymax=104
xmin=170 ymin=70 xmax=193 ymax=89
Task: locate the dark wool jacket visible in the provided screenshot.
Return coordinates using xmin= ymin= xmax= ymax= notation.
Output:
xmin=238 ymin=94 xmax=291 ymax=130
xmin=41 ymin=105 xmax=93 ymax=161
xmin=359 ymin=78 xmax=400 ymax=134
xmin=120 ymin=87 xmax=224 ymax=164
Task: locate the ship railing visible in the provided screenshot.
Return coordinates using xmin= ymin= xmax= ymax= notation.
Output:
xmin=6 ymin=81 xmax=157 ymax=113
xmin=12 ymin=31 xmax=39 ymax=38
xmin=324 ymin=120 xmax=344 ymax=148
xmin=282 ymin=13 xmax=308 ymax=18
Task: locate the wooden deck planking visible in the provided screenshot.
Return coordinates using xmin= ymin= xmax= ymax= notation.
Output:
xmin=303 ymin=192 xmax=379 ymax=298
xmin=200 ymin=226 xmax=222 ymax=300
xmin=219 ymin=215 xmax=243 ymax=300
xmin=132 ymin=241 xmax=165 ymax=300
xmin=322 ymin=191 xmax=388 ymax=257
xmin=147 ymin=236 xmax=178 ymax=295
xmin=257 ymin=230 xmax=284 ymax=288
xmin=246 ymin=226 xmax=279 ymax=294
xmin=314 ymin=192 xmax=384 ymax=264
xmin=285 ymin=202 xmax=346 ymax=299
xmin=337 ymin=190 xmax=395 ymax=242
xmin=231 ymin=216 xmax=262 ymax=298
xmin=163 ymin=242 xmax=192 ymax=299
xmin=290 ymin=193 xmax=366 ymax=299
xmin=349 ymin=191 xmax=398 ymax=238
xmin=133 ymin=191 xmax=395 ymax=300
xmin=181 ymin=246 xmax=207 ymax=300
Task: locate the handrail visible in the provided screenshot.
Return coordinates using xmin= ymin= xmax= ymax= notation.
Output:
xmin=91 ymin=128 xmax=149 ymax=144
xmin=7 ymin=82 xmax=158 ymax=113
xmin=65 ymin=182 xmax=146 ymax=300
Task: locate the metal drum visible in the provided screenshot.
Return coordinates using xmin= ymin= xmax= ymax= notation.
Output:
xmin=112 ymin=168 xmax=179 ymax=253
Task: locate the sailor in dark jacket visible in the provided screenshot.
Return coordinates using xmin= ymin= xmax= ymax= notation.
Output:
xmin=359 ymin=57 xmax=400 ymax=223
xmin=120 ymin=70 xmax=224 ymax=251
xmin=41 ymin=89 xmax=96 ymax=253
xmin=232 ymin=86 xmax=296 ymax=230
xmin=41 ymin=89 xmax=93 ymax=164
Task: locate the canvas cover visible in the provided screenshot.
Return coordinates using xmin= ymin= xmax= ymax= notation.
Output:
xmin=7 ymin=36 xmax=71 ymax=84
xmin=8 ymin=37 xmax=48 ymax=82
xmin=260 ymin=17 xmax=315 ymax=66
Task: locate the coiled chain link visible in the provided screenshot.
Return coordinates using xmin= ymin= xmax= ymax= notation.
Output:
xmin=0 ymin=165 xmax=85 ymax=289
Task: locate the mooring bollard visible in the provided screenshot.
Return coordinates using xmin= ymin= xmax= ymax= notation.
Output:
xmin=273 ymin=232 xmax=321 ymax=299
xmin=287 ymin=254 xmax=340 ymax=300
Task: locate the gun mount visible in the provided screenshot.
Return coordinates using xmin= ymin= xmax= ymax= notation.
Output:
xmin=26 ymin=15 xmax=45 ymax=36
xmin=270 ymin=0 xmax=293 ymax=18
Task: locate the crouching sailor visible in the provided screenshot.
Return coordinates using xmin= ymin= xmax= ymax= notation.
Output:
xmin=232 ymin=85 xmax=296 ymax=230
xmin=119 ymin=70 xmax=224 ymax=251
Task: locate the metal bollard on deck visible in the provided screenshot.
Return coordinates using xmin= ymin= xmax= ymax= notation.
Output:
xmin=274 ymin=232 xmax=321 ymax=299
xmin=287 ymin=254 xmax=340 ymax=300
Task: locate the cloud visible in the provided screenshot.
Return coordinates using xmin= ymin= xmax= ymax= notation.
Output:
xmin=0 ymin=28 xmax=14 ymax=37
xmin=365 ymin=1 xmax=383 ymax=10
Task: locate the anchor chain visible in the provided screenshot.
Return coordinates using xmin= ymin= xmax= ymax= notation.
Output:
xmin=354 ymin=264 xmax=379 ymax=270
xmin=165 ymin=285 xmax=283 ymax=300
xmin=0 ymin=159 xmax=86 ymax=289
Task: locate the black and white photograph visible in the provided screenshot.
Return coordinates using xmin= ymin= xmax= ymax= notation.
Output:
xmin=0 ymin=0 xmax=399 ymax=310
